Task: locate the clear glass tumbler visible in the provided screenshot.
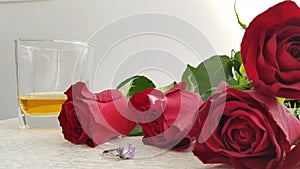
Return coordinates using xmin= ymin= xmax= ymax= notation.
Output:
xmin=15 ymin=38 xmax=94 ymax=128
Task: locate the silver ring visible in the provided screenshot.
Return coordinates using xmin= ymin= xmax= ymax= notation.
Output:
xmin=102 ymin=143 xmax=135 ymax=160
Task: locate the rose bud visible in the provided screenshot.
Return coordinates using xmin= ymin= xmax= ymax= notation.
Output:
xmin=59 ymin=82 xmax=136 ymax=147
xmin=129 ymin=82 xmax=202 ymax=150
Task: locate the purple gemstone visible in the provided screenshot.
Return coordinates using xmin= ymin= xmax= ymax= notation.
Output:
xmin=120 ymin=143 xmax=135 ymax=159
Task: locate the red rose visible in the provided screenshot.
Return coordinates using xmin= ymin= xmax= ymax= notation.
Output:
xmin=58 ymin=82 xmax=136 ymax=146
xmin=58 ymin=82 xmax=96 ymax=147
xmin=241 ymin=1 xmax=300 ymax=99
xmin=129 ymin=82 xmax=202 ymax=150
xmin=192 ymin=82 xmax=300 ymax=169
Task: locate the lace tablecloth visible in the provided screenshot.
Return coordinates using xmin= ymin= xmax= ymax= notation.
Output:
xmin=0 ymin=118 xmax=231 ymax=169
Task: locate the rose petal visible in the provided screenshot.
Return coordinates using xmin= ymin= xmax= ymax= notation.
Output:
xmin=192 ymin=141 xmax=230 ymax=164
xmin=263 ymin=32 xmax=279 ymax=70
xmin=95 ymin=89 xmax=123 ymax=103
xmin=222 ymin=116 xmax=258 ymax=152
xmin=277 ymin=25 xmax=300 ymax=71
xmin=281 ymin=142 xmax=300 ymax=168
xmin=171 ymin=90 xmax=202 ymax=132
xmin=64 ymin=82 xmax=88 ymax=101
xmin=231 ymin=157 xmax=273 ymax=169
xmin=164 ymin=82 xmax=186 ymax=95
xmin=248 ymin=91 xmax=300 ymax=145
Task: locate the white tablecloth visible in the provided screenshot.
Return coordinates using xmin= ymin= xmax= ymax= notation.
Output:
xmin=0 ymin=118 xmax=232 ymax=169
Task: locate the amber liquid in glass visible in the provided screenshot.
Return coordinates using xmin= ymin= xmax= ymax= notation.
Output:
xmin=19 ymin=92 xmax=67 ymax=116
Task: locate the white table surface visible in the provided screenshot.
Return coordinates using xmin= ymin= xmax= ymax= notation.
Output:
xmin=0 ymin=118 xmax=232 ymax=169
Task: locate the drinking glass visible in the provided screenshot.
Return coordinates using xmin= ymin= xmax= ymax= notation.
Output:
xmin=15 ymin=38 xmax=93 ymax=128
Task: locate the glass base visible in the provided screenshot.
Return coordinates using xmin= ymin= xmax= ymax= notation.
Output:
xmin=18 ymin=108 xmax=60 ymax=129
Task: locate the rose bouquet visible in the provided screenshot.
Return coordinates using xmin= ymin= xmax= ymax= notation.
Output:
xmin=58 ymin=1 xmax=300 ymax=169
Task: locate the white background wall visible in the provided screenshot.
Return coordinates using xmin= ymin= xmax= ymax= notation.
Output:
xmin=0 ymin=0 xmax=284 ymax=119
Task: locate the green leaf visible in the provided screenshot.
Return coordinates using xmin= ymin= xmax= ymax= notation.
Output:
xmin=116 ymin=76 xmax=138 ymax=92
xmin=182 ymin=55 xmax=238 ymax=100
xmin=181 ymin=65 xmax=199 ymax=93
xmin=231 ymin=81 xmax=252 ymax=90
xmin=232 ymin=51 xmax=242 ymax=75
xmin=127 ymin=125 xmax=144 ymax=136
xmin=201 ymin=87 xmax=216 ymax=101
xmin=230 ymin=50 xmax=252 ymax=89
xmin=117 ymin=75 xmax=156 ymax=99
xmin=276 ymin=97 xmax=285 ymax=104
xmin=158 ymin=82 xmax=177 ymax=93
xmin=233 ymin=51 xmax=242 ymax=64
xmin=239 ymin=64 xmax=246 ymax=78
xmin=234 ymin=0 xmax=247 ymax=29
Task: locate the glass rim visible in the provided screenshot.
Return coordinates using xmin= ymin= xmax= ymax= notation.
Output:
xmin=15 ymin=38 xmax=94 ymax=48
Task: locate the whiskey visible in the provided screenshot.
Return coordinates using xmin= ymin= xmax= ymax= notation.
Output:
xmin=19 ymin=92 xmax=67 ymax=116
